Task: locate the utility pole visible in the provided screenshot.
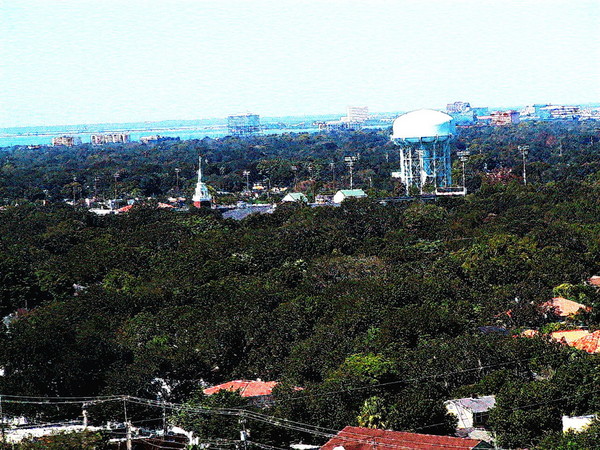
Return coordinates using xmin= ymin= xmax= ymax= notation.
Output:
xmin=239 ymin=416 xmax=249 ymax=450
xmin=175 ymin=168 xmax=181 ymax=194
xmin=518 ymin=145 xmax=529 ymax=185
xmin=124 ymin=398 xmax=132 ymax=450
xmin=1 ymin=395 xmax=5 ymax=445
xmin=162 ymin=400 xmax=168 ymax=439
xmin=82 ymin=402 xmax=89 ymax=429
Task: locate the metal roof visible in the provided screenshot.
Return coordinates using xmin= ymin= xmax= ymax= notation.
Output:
xmin=448 ymin=396 xmax=496 ymax=413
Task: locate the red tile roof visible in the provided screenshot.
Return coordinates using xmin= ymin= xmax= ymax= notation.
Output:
xmin=520 ymin=329 xmax=539 ymax=338
xmin=117 ymin=204 xmax=134 ymax=213
xmin=203 ymin=380 xmax=279 ymax=397
xmin=551 ymin=329 xmax=591 ymax=345
xmin=572 ymin=331 xmax=600 ymax=354
xmin=320 ymin=426 xmax=490 ymax=450
xmin=542 ymin=297 xmax=590 ymax=317
xmin=589 ymin=276 xmax=600 ymax=287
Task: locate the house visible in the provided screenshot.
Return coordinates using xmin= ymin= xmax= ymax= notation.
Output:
xmin=520 ymin=329 xmax=539 ymax=338
xmin=445 ymin=396 xmax=496 ymax=429
xmin=588 ymin=276 xmax=600 ymax=288
xmin=333 ymin=189 xmax=367 ymax=204
xmin=203 ymin=379 xmax=302 ymax=407
xmin=315 ymin=194 xmax=334 ymax=205
xmin=320 ymin=426 xmax=492 ymax=450
xmin=550 ymin=329 xmax=590 ymax=346
xmin=571 ymin=330 xmax=600 ymax=354
xmin=541 ymin=297 xmax=590 ymax=319
xmin=282 ymin=192 xmax=309 ymax=203
xmin=563 ymin=415 xmax=597 ymax=432
xmin=478 ymin=326 xmax=508 ymax=335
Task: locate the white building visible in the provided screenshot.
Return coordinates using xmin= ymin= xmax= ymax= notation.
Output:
xmin=345 ymin=106 xmax=369 ymax=123
xmin=333 ymin=189 xmax=367 ymax=204
xmin=445 ymin=396 xmax=496 ymax=429
xmin=563 ymin=415 xmax=597 ymax=433
xmin=281 ymin=192 xmax=308 ymax=203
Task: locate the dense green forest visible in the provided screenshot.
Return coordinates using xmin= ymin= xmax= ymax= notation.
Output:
xmin=0 ymin=121 xmax=598 ymax=202
xmin=0 ymin=122 xmax=599 ymax=449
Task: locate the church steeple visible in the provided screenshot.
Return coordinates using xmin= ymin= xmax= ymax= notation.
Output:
xmin=192 ymin=156 xmax=212 ymax=207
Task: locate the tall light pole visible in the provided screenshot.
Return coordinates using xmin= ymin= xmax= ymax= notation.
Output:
xmin=457 ymin=150 xmax=470 ymax=194
xmin=72 ymin=176 xmax=77 ymax=206
xmin=518 ymin=145 xmax=529 ymax=185
xmin=330 ymin=162 xmax=335 ymax=190
xmin=175 ymin=168 xmax=181 ymax=193
xmin=291 ymin=166 xmax=298 ymax=189
xmin=344 ymin=156 xmax=357 ymax=189
xmin=243 ymin=170 xmax=250 ymax=192
xmin=113 ymin=172 xmax=120 ymax=201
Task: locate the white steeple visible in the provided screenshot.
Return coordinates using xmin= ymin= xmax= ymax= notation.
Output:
xmin=192 ymin=156 xmax=212 ymax=206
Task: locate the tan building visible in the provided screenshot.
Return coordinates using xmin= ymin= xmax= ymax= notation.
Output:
xmin=51 ymin=135 xmax=82 ymax=147
xmin=91 ymin=133 xmax=130 ymax=145
xmin=490 ymin=110 xmax=520 ymax=126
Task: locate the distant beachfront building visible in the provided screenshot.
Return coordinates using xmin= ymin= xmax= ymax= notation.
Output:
xmin=51 ymin=135 xmax=82 ymax=147
xmin=91 ymin=133 xmax=130 ymax=145
xmin=446 ymin=101 xmax=471 ymax=113
xmin=227 ymin=113 xmax=261 ymax=136
xmin=490 ymin=110 xmax=520 ymax=126
xmin=140 ymin=135 xmax=180 ymax=144
xmin=346 ymin=106 xmax=369 ymax=123
xmin=542 ymin=105 xmax=581 ymax=120
xmin=446 ymin=101 xmax=476 ymax=126
xmin=520 ymin=104 xmax=583 ymax=121
xmin=319 ymin=106 xmax=369 ymax=132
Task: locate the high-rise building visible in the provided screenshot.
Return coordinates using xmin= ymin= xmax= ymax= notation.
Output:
xmin=91 ymin=133 xmax=130 ymax=145
xmin=227 ymin=113 xmax=261 ymax=136
xmin=345 ymin=106 xmax=369 ymax=123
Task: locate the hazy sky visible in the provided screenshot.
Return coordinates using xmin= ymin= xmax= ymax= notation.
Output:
xmin=1 ymin=0 xmax=599 ymax=127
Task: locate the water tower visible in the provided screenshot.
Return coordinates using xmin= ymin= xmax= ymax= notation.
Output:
xmin=391 ymin=109 xmax=455 ymax=195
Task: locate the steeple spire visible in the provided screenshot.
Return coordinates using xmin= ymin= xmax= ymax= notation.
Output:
xmin=192 ymin=155 xmax=212 ymax=207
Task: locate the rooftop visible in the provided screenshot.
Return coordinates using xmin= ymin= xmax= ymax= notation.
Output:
xmin=320 ymin=426 xmax=491 ymax=450
xmin=572 ymin=331 xmax=600 ymax=354
xmin=337 ymin=189 xmax=367 ymax=196
xmin=542 ymin=297 xmax=590 ymax=317
xmin=204 ymin=380 xmax=278 ymax=397
xmin=446 ymin=396 xmax=496 ymax=413
xmin=551 ymin=329 xmax=591 ymax=345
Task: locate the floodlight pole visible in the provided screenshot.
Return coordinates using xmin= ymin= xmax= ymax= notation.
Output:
xmin=330 ymin=162 xmax=335 ymax=190
xmin=518 ymin=145 xmax=529 ymax=185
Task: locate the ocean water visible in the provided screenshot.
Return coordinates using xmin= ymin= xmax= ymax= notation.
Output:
xmin=0 ymin=114 xmax=396 ymax=148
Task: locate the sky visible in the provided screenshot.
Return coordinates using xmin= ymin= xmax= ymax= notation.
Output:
xmin=1 ymin=0 xmax=599 ymax=127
